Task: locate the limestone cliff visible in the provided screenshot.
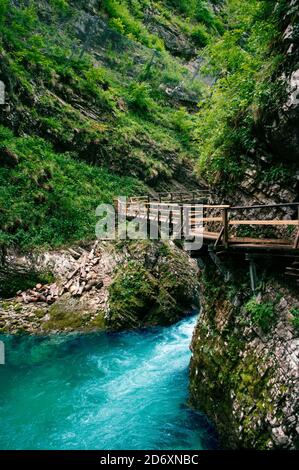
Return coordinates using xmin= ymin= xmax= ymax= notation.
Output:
xmin=190 ymin=261 xmax=299 ymax=449
xmin=189 ymin=1 xmax=299 ymax=449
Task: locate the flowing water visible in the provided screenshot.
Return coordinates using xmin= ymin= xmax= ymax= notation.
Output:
xmin=0 ymin=315 xmax=217 ymax=450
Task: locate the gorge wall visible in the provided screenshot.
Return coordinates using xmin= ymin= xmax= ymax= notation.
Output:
xmin=189 ymin=0 xmax=299 ymax=449
xmin=190 ymin=261 xmax=299 ymax=449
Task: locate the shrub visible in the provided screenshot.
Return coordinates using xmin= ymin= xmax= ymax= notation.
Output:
xmin=0 ymin=126 xmax=144 ymax=250
xmin=245 ymin=298 xmax=276 ymax=333
xmin=191 ymin=24 xmax=209 ymax=47
xmin=127 ymin=82 xmax=154 ymax=114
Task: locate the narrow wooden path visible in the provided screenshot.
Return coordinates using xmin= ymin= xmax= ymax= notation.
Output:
xmin=119 ymin=191 xmax=299 ymax=287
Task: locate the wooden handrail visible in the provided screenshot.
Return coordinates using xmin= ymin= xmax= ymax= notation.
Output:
xmin=229 ymin=220 xmax=299 ymax=226
xmin=230 ymin=202 xmax=299 ymax=210
xmin=123 ymin=196 xmax=299 ymax=252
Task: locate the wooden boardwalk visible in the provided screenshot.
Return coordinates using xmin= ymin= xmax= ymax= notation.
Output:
xmin=120 ymin=191 xmax=299 ymax=287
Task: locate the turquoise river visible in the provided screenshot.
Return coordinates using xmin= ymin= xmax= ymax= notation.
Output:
xmin=0 ymin=315 xmax=217 ymax=450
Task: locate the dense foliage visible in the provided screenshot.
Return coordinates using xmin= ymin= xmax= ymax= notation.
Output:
xmin=195 ymin=0 xmax=293 ymax=186
xmin=0 ymin=0 xmax=207 ymax=250
xmin=0 ymin=0 xmax=295 ymax=251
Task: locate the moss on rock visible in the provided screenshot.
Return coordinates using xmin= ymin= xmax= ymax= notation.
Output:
xmin=107 ymin=241 xmax=199 ymax=329
xmin=43 ymin=295 xmax=106 ymax=332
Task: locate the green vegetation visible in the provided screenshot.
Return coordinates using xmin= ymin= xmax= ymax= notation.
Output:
xmin=0 ymin=0 xmax=297 ymax=252
xmin=108 ymin=241 xmax=199 ymax=329
xmin=103 ymin=0 xmax=222 ymax=49
xmin=44 ymin=298 xmax=106 ymax=331
xmin=0 ymin=0 xmax=205 ymax=250
xmin=190 ymin=262 xmax=292 ymax=449
xmin=290 ymin=308 xmax=299 ymax=332
xmin=195 ymin=0 xmax=291 ymax=188
xmin=108 ymin=260 xmax=159 ymax=327
xmin=103 ymin=0 xmax=164 ymax=50
xmin=0 ymin=126 xmax=143 ymax=250
xmin=0 ymin=268 xmax=54 ymax=299
xmin=245 ymin=298 xmax=276 ymax=333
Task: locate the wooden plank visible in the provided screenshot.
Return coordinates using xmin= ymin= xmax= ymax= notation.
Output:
xmin=203 ymin=234 xmax=219 ymax=240
xmin=228 ymin=243 xmax=294 ymax=250
xmin=201 ymin=231 xmax=219 ymax=240
xmin=222 ymin=208 xmax=229 ymax=249
xmin=190 ymin=217 xmax=223 ymax=223
xmin=231 ymin=202 xmax=299 ymax=210
xmin=285 ymin=272 xmax=299 ymax=277
xmin=203 ymin=205 xmax=230 ymax=209
xmin=228 ymin=237 xmax=290 ymax=245
xmin=229 ymin=220 xmax=299 ymax=226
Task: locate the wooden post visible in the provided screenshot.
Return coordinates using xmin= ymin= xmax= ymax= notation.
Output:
xmin=222 ymin=208 xmax=229 ymax=249
xmin=113 ymin=198 xmax=119 ymax=234
xmin=294 ymin=206 xmax=299 ymax=249
xmin=214 ymin=227 xmax=224 ymax=249
xmin=208 ymin=246 xmax=232 ymax=282
xmin=158 ymin=206 xmax=161 ymax=239
xmin=246 ymin=254 xmax=258 ymax=292
xmin=191 ymin=204 xmax=195 ymax=232
xmin=180 ymin=205 xmax=184 ymax=240
xmin=147 ymin=203 xmax=150 ymax=239
xmin=169 ymin=208 xmax=173 ymax=237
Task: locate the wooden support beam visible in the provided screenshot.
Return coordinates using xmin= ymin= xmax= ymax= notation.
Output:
xmin=169 ymin=209 xmax=173 ymax=237
xmin=285 ymin=272 xmax=299 ymax=278
xmin=246 ymin=254 xmax=258 ymax=292
xmin=231 ymin=202 xmax=299 ymax=210
xmin=208 ymin=246 xmax=232 ymax=281
xmin=214 ymin=227 xmax=224 ymax=249
xmin=286 ymin=267 xmax=299 ymax=273
xmin=180 ymin=206 xmax=184 ymax=240
xmin=293 ymin=229 xmax=299 ymax=249
xmin=222 ymin=208 xmax=229 ymax=249
xmin=147 ymin=203 xmax=150 ymax=238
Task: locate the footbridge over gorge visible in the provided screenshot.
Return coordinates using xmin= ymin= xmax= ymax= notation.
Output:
xmin=117 ymin=190 xmax=299 ymax=290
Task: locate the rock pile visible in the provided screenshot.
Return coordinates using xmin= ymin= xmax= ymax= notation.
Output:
xmin=18 ymin=242 xmax=104 ymax=305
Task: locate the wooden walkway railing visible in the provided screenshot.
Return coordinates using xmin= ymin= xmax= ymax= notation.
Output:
xmin=129 ymin=190 xmax=211 ymax=204
xmin=122 ymin=195 xmax=299 ymax=253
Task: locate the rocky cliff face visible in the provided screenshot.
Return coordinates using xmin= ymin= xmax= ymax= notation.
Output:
xmin=237 ymin=0 xmax=299 ymax=200
xmin=189 ymin=262 xmax=299 ymax=449
xmin=189 ymin=4 xmax=299 ymax=449
xmin=261 ymin=0 xmax=299 ymax=165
